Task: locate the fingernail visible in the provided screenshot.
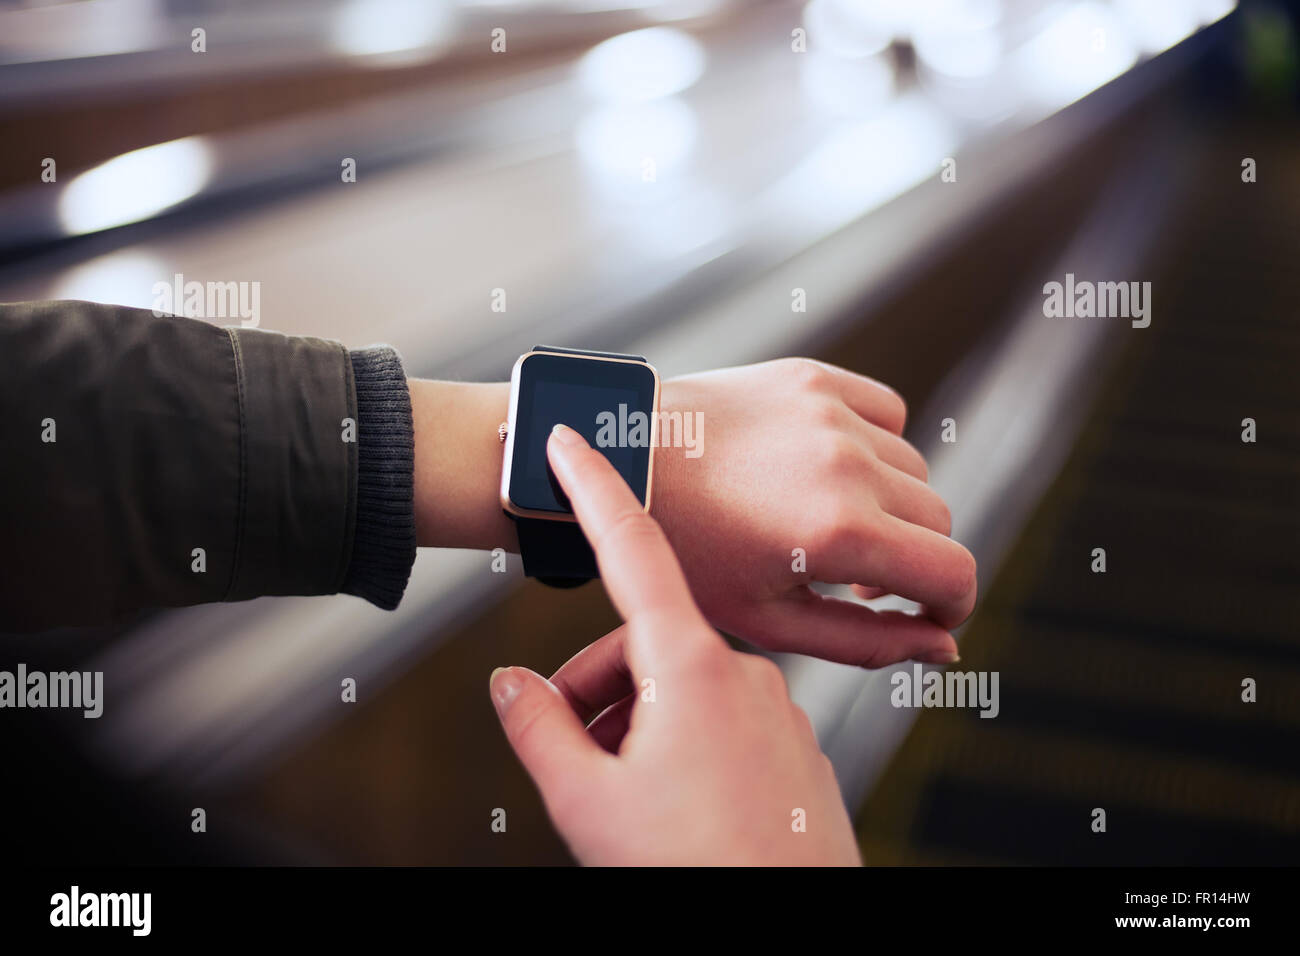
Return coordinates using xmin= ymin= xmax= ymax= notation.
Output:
xmin=918 ymin=649 xmax=960 ymax=665
xmin=550 ymin=423 xmax=585 ymax=448
xmin=489 ymin=667 xmax=523 ymax=716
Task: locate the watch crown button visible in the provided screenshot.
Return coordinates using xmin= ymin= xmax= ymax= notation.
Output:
xmin=498 ymin=422 xmax=509 ymax=443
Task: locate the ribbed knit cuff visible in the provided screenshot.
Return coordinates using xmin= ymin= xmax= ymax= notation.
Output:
xmin=342 ymin=345 xmax=416 ymax=610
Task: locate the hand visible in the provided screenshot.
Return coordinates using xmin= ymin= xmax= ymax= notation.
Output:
xmin=489 ymin=424 xmax=861 ymax=866
xmin=654 ymin=358 xmax=976 ymax=667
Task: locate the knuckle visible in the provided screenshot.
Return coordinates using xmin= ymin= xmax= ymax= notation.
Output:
xmin=818 ymin=505 xmax=877 ymax=555
xmin=822 ymin=435 xmax=867 ymax=476
xmin=669 ymin=632 xmax=732 ymax=678
xmin=692 ymin=643 xmax=733 ymax=679
xmin=791 ymin=357 xmax=833 ymax=393
xmin=648 ymin=616 xmax=716 ymax=673
xmin=747 ymin=654 xmax=789 ymax=695
xmin=857 ymin=643 xmax=900 ymax=671
xmin=598 ymin=508 xmax=666 ymax=555
xmin=810 ymin=396 xmax=846 ymax=430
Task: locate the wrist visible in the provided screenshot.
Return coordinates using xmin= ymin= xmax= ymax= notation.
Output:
xmin=410 ymin=379 xmax=518 ymax=553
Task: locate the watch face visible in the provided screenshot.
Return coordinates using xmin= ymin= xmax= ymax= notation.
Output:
xmin=506 ymin=352 xmax=658 ymax=516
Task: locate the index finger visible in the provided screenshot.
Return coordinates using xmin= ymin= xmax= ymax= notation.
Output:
xmin=545 ymin=424 xmax=703 ymax=633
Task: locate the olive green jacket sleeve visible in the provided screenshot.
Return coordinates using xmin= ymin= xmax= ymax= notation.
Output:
xmin=0 ymin=300 xmax=416 ymax=632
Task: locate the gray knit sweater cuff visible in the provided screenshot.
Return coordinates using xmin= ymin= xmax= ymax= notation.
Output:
xmin=342 ymin=345 xmax=416 ymax=610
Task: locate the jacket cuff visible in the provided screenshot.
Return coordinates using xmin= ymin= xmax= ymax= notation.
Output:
xmin=342 ymin=346 xmax=416 ymax=610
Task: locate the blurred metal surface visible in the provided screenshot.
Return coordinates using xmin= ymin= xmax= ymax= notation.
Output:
xmin=801 ymin=116 xmax=1190 ymax=808
xmin=855 ymin=111 xmax=1300 ymax=862
xmin=0 ymin=0 xmax=732 ymax=101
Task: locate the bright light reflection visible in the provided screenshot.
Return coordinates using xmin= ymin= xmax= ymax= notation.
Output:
xmin=1111 ymin=0 xmax=1201 ymax=55
xmin=556 ymin=0 xmax=724 ymax=17
xmin=577 ymin=27 xmax=706 ymax=105
xmin=1197 ymin=0 xmax=1236 ymax=24
xmin=51 ymin=251 xmax=171 ymax=309
xmin=576 ymin=97 xmax=698 ymax=185
xmin=801 ymin=50 xmax=895 ymax=117
xmin=912 ymin=0 xmax=1010 ymax=120
xmin=1013 ymin=3 xmax=1138 ymax=113
xmin=827 ymin=0 xmax=917 ymax=41
xmin=768 ymin=96 xmax=957 ymax=228
xmin=331 ymin=0 xmax=453 ymax=61
xmin=802 ymin=0 xmax=892 ymax=59
xmin=914 ymin=23 xmax=1002 ymax=79
xmin=58 ymin=137 xmax=213 ymax=236
xmin=924 ymin=0 xmax=1001 ymax=32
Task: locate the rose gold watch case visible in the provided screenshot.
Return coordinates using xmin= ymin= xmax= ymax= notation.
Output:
xmin=499 ymin=350 xmax=661 ymax=523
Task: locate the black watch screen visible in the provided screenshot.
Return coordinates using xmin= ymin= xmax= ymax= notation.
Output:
xmin=507 ymin=352 xmax=656 ymax=515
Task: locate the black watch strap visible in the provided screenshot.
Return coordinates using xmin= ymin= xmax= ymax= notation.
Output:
xmin=514 ymin=345 xmax=645 ymax=588
xmin=515 ymin=517 xmax=599 ymax=588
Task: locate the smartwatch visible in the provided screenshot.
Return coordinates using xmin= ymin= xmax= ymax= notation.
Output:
xmin=499 ymin=345 xmax=661 ymax=588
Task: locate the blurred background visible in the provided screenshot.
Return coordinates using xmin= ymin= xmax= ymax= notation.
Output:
xmin=1 ymin=0 xmax=1298 ymax=865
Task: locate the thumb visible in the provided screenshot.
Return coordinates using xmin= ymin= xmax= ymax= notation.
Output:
xmin=490 ymin=666 xmax=609 ymax=816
